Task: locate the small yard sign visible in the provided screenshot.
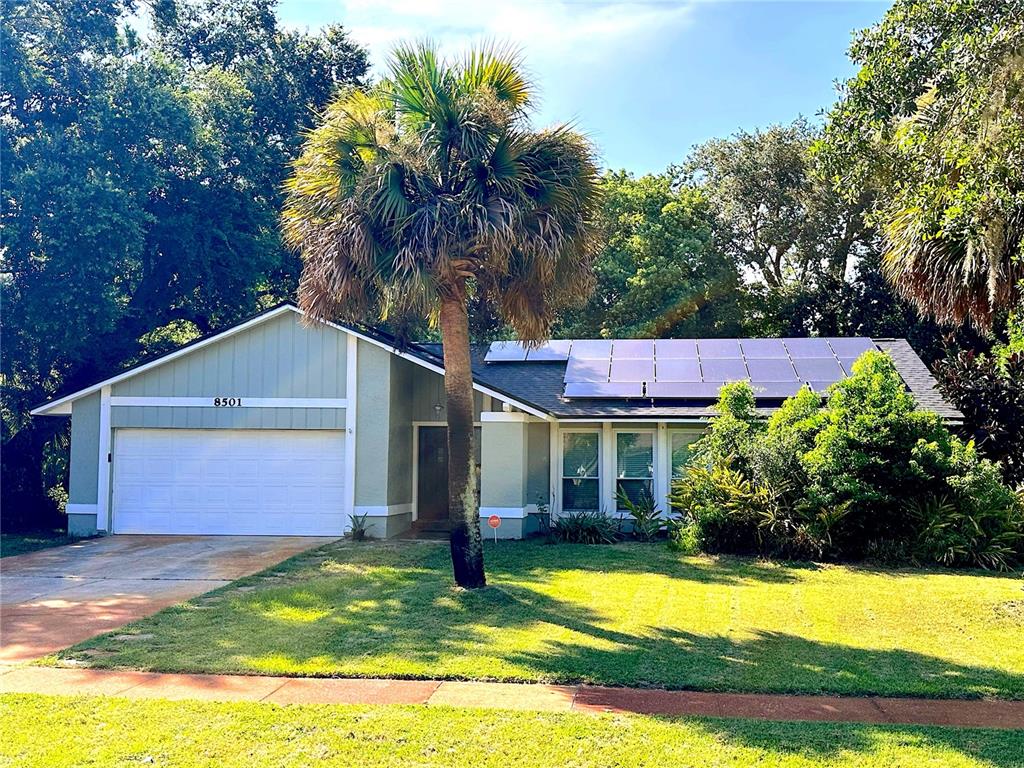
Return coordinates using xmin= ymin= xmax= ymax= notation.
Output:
xmin=487 ymin=514 xmax=500 ymax=542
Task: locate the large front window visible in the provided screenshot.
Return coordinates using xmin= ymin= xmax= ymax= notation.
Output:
xmin=562 ymin=432 xmax=600 ymax=512
xmin=616 ymin=431 xmax=653 ymax=510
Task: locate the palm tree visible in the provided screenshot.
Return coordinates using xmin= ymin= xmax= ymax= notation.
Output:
xmin=881 ymin=55 xmax=1024 ymax=330
xmin=281 ymin=42 xmax=602 ymax=588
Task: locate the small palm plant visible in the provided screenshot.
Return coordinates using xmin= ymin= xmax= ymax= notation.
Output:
xmin=282 ymin=42 xmax=602 ymax=588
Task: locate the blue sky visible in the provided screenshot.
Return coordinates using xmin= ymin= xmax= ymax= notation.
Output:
xmin=277 ymin=0 xmax=891 ymax=174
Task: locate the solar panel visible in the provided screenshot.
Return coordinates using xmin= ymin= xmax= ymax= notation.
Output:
xmin=484 ymin=341 xmax=528 ymax=362
xmin=741 ymin=339 xmax=788 ymax=358
xmin=701 ymin=358 xmax=748 ymax=381
xmin=525 ymin=340 xmax=572 ymax=361
xmin=570 ymin=339 xmax=613 ymax=359
xmin=613 ymin=339 xmax=655 ymax=358
xmin=610 ymin=358 xmax=655 ymax=382
xmin=838 ymin=357 xmax=860 ymax=375
xmin=655 ymin=339 xmax=698 ymax=358
xmin=646 ymin=382 xmax=729 ymax=399
xmin=827 ymin=337 xmax=876 ymax=357
xmin=655 ymin=358 xmax=701 ymax=382
xmin=793 ymin=357 xmax=844 ymax=382
xmin=555 ymin=335 xmax=883 ymax=402
xmin=564 ymin=356 xmax=610 ymax=383
xmin=564 ymin=381 xmax=644 ymax=398
xmin=746 ymin=358 xmax=798 ymax=381
xmin=698 ymin=339 xmax=742 ymax=358
xmin=750 ymin=381 xmax=805 ymax=398
xmin=784 ymin=337 xmax=832 ymax=357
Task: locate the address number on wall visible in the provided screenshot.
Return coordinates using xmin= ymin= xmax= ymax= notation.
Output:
xmin=213 ymin=397 xmax=243 ymax=407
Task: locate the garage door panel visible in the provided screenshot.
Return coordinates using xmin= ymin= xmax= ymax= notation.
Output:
xmin=113 ymin=429 xmax=346 ymax=535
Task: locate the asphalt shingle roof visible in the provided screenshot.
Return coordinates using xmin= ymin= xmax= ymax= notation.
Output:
xmin=415 ymin=338 xmax=963 ymax=423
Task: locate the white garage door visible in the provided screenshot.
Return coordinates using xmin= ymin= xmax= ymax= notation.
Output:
xmin=112 ymin=429 xmax=346 ymax=535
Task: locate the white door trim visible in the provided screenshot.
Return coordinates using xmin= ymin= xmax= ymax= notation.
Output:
xmin=96 ymin=386 xmax=111 ymax=531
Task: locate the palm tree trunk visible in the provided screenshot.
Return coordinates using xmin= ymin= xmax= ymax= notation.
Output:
xmin=438 ymin=297 xmax=486 ymax=589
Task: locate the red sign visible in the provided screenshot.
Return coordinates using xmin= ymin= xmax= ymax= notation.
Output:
xmin=487 ymin=514 xmax=501 ymax=529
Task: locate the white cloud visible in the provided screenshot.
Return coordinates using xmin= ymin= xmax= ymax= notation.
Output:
xmin=289 ymin=0 xmax=697 ymax=73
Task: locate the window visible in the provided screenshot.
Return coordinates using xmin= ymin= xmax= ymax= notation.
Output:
xmin=670 ymin=431 xmax=698 ymax=479
xmin=562 ymin=432 xmax=600 ymax=512
xmin=616 ymin=432 xmax=653 ymax=510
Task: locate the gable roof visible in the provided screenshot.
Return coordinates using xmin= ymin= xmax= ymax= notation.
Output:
xmin=30 ymin=304 xmax=550 ymax=419
xmin=32 ymin=303 xmax=962 ymax=423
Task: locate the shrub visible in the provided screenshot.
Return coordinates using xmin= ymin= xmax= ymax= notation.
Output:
xmin=552 ymin=511 xmax=618 ymax=544
xmin=670 ymin=462 xmax=773 ymax=554
xmin=348 ymin=512 xmax=369 ymax=541
xmin=935 ymin=349 xmax=1024 ymax=487
xmin=616 ymin=490 xmax=662 ymax=541
xmin=669 ymin=351 xmax=1024 ymax=569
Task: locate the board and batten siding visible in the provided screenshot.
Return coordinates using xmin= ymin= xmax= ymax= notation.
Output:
xmin=109 ymin=312 xmax=348 ymax=429
xmin=67 ymin=391 xmax=102 ymax=535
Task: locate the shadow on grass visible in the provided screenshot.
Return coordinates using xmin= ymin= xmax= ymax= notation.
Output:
xmin=689 ymin=716 xmax=1024 ymax=768
xmin=61 ymin=540 xmax=1023 ymax=708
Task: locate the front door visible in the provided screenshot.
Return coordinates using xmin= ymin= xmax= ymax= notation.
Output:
xmin=416 ymin=426 xmax=483 ymax=523
xmin=417 ymin=426 xmax=449 ymax=522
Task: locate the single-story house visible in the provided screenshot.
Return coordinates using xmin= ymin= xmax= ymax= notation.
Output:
xmin=32 ymin=303 xmax=962 ymax=540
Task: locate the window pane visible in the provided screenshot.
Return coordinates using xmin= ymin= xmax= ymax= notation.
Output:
xmin=671 ymin=432 xmax=697 ymax=478
xmin=617 ymin=478 xmax=652 ymax=509
xmin=563 ymin=433 xmax=599 ymax=479
xmin=616 ymin=432 xmax=653 ymax=479
xmin=563 ymin=478 xmax=599 ymax=511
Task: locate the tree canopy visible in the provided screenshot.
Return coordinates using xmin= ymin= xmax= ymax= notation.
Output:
xmin=1 ymin=0 xmax=368 ymax=525
xmin=817 ymin=0 xmax=1024 ymax=329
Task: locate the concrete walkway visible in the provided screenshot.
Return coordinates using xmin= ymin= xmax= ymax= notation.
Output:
xmin=2 ymin=667 xmax=1022 ymax=729
xmin=0 ymin=536 xmax=334 ymax=663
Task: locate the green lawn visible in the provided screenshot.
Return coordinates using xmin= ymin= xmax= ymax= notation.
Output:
xmin=51 ymin=540 xmax=1024 ymax=699
xmin=3 ymin=694 xmax=1022 ymax=768
xmin=0 ymin=529 xmax=83 ymax=558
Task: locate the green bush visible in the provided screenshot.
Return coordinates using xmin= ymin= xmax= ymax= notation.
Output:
xmin=616 ymin=490 xmax=663 ymax=541
xmin=552 ymin=511 xmax=619 ymax=544
xmin=670 ymin=351 xmax=1024 ymax=569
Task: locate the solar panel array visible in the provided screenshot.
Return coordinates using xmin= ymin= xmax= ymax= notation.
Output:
xmin=485 ymin=337 xmax=877 ymax=400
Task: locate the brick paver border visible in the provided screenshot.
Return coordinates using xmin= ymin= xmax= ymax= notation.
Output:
xmin=2 ymin=666 xmax=1021 ymax=729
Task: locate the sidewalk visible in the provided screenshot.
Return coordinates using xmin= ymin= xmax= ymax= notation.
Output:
xmin=2 ymin=666 xmax=1022 ymax=729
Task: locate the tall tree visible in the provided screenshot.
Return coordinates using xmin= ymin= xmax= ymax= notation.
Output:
xmin=682 ymin=120 xmax=872 ymax=292
xmin=282 ymin=43 xmax=602 ymax=587
xmin=558 ymin=171 xmax=741 ymax=339
xmin=818 ymin=0 xmax=1024 ymax=329
xmin=1 ymin=0 xmax=368 ymax=527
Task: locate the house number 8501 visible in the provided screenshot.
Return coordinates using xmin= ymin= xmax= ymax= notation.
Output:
xmin=213 ymin=397 xmax=243 ymax=407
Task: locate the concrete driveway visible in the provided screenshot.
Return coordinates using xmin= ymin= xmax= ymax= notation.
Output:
xmin=0 ymin=535 xmax=335 ymax=664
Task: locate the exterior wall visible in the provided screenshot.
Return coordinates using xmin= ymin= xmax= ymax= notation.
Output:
xmin=353 ymin=341 xmax=416 ymax=538
xmin=478 ymin=413 xmax=551 ymax=539
xmin=66 ymin=311 xmax=351 ymax=537
xmin=110 ymin=312 xmax=347 ymax=429
xmin=67 ymin=391 xmax=101 ymax=533
xmin=525 ymin=421 xmax=550 ymax=507
xmin=387 ymin=358 xmax=416 ymax=507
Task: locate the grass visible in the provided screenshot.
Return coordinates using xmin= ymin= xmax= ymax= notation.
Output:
xmin=3 ymin=694 xmax=1022 ymax=768
xmin=51 ymin=540 xmax=1024 ymax=699
xmin=0 ymin=528 xmax=84 ymax=558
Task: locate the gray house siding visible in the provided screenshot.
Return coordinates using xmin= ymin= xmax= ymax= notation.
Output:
xmin=65 ymin=311 xmax=353 ymax=537
xmin=110 ymin=311 xmax=347 ymax=429
xmin=68 ymin=391 xmax=101 ymax=535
